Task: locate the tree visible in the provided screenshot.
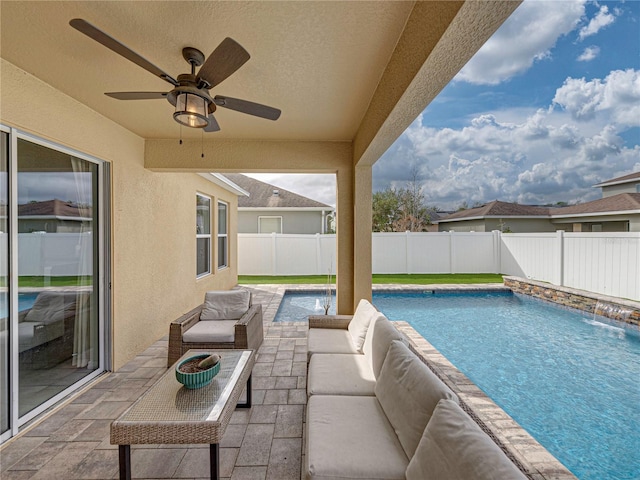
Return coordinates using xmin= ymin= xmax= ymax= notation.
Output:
xmin=372 ymin=168 xmax=432 ymax=232
xmin=372 ymin=188 xmax=401 ymax=232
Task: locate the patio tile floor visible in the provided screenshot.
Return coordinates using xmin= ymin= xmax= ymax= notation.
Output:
xmin=0 ymin=285 xmax=308 ymax=480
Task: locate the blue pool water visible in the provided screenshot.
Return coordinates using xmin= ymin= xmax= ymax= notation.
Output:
xmin=0 ymin=293 xmax=39 ymax=318
xmin=276 ymin=290 xmax=640 ymax=480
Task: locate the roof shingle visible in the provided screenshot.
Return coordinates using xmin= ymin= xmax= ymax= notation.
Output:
xmin=223 ymin=174 xmax=333 ymax=209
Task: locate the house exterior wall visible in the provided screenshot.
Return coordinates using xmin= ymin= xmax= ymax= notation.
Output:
xmin=238 ymin=210 xmax=327 ymax=234
xmin=439 ymin=218 xmax=556 ymax=233
xmin=1 ymin=59 xmax=238 ymax=370
xmin=602 ymin=182 xmax=640 ymax=197
xmin=552 ymin=214 xmax=639 ymax=232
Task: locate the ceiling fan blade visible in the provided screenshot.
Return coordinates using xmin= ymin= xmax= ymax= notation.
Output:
xmin=204 ymin=114 xmax=221 ymax=132
xmin=105 ymin=92 xmax=168 ymax=100
xmin=69 ymin=18 xmax=178 ymax=86
xmin=214 ymin=96 xmax=281 ymax=120
xmin=198 ymin=38 xmax=250 ymax=88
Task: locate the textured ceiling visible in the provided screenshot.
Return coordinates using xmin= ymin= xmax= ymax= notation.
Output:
xmin=0 ymin=1 xmax=415 ymax=140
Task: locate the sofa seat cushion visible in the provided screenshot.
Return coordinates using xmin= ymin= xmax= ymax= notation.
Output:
xmin=308 ymin=328 xmax=359 ymax=357
xmin=201 ymin=290 xmax=250 ymax=320
xmin=347 ymin=299 xmax=378 ymax=352
xmin=375 ymin=340 xmax=458 ymax=459
xmin=308 ymin=353 xmax=375 ymax=396
xmin=307 ymin=395 xmax=408 ymax=480
xmin=405 ymin=399 xmax=528 ymax=480
xmin=182 ymin=320 xmax=236 ymax=343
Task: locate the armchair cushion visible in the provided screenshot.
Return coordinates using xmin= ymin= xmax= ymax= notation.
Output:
xmin=200 ymin=290 xmax=250 ymax=320
xmin=405 ymin=399 xmax=528 ymax=480
xmin=347 ymin=299 xmax=378 ymax=352
xmin=375 ymin=340 xmax=458 ymax=459
xmin=182 ymin=320 xmax=237 ymax=343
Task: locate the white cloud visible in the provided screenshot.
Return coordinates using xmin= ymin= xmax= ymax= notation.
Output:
xmin=456 ymin=0 xmax=585 ymax=85
xmin=578 ymin=5 xmax=616 ymax=40
xmin=553 ymin=69 xmax=640 ymax=127
xmin=577 ymin=46 xmax=600 ymax=62
xmin=377 ymin=97 xmax=638 ymax=210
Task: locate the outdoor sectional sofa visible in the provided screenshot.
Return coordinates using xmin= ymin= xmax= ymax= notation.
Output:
xmin=306 ymin=299 xmax=528 ymax=480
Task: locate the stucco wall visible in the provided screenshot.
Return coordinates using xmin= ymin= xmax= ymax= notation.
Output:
xmin=440 ymin=218 xmax=557 ymax=233
xmin=1 ymin=59 xmax=238 ymax=370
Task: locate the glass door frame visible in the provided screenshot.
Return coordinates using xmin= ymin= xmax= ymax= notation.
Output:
xmin=1 ymin=126 xmax=110 ymax=441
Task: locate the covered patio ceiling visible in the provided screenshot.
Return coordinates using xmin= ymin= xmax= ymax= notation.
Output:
xmin=0 ymin=1 xmax=520 ymax=167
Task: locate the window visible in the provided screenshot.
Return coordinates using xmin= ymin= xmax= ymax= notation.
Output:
xmin=217 ymin=201 xmax=228 ymax=269
xmin=196 ymin=194 xmax=211 ymax=277
xmin=258 ymin=216 xmax=283 ymax=234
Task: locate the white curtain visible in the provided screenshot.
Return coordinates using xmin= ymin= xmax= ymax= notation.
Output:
xmin=70 ymin=157 xmax=94 ymax=369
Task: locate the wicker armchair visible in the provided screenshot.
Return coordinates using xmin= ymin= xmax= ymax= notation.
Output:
xmin=167 ymin=291 xmax=264 ymax=367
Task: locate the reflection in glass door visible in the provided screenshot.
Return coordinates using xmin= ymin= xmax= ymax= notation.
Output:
xmin=16 ymin=138 xmax=101 ymax=418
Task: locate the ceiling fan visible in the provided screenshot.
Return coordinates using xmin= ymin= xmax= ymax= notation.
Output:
xmin=69 ymin=18 xmax=281 ymax=132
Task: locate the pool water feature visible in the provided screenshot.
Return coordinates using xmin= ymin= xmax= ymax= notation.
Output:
xmin=276 ymin=290 xmax=640 ymax=480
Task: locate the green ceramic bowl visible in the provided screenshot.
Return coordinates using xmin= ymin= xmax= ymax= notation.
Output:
xmin=175 ymin=354 xmax=220 ymax=389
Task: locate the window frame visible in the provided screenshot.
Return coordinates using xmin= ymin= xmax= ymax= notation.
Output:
xmin=196 ymin=193 xmax=212 ymax=278
xmin=217 ymin=201 xmax=228 ymax=270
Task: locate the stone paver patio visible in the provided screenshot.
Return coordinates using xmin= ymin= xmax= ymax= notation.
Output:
xmin=1 ymin=285 xmax=307 ymax=480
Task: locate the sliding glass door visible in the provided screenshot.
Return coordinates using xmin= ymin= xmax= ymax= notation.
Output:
xmin=1 ymin=129 xmax=107 ymax=441
xmin=1 ymin=131 xmax=9 ymax=437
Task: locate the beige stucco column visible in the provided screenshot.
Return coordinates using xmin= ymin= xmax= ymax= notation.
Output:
xmin=353 ymin=165 xmax=372 ymax=305
xmin=335 ymin=167 xmax=355 ymax=314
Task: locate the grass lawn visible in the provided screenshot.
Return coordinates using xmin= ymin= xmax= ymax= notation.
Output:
xmin=2 ymin=276 xmax=94 ymax=288
xmin=238 ymin=273 xmax=504 ymax=284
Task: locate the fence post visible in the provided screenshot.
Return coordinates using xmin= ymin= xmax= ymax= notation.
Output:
xmin=492 ymin=230 xmax=501 ymax=274
xmin=271 ymin=232 xmax=277 ymax=276
xmin=316 ymin=233 xmax=322 ymax=275
xmin=449 ymin=231 xmax=455 ymax=274
xmin=556 ymin=230 xmax=564 ymax=286
xmin=405 ymin=231 xmax=411 ymax=274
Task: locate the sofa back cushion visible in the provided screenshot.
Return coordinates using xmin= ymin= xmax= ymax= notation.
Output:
xmin=375 ymin=340 xmax=458 ymax=459
xmin=201 ymin=290 xmax=250 ymax=320
xmin=347 ymin=299 xmax=378 ymax=352
xmin=362 ymin=315 xmax=405 ymax=378
xmin=405 ymin=399 xmax=528 ymax=480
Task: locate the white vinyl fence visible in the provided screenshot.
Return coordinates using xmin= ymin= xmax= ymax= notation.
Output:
xmin=0 ymin=233 xmax=93 ymax=277
xmin=238 ymin=231 xmax=640 ymax=300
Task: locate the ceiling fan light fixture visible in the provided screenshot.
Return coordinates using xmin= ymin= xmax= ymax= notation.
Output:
xmin=173 ymin=92 xmax=209 ymax=128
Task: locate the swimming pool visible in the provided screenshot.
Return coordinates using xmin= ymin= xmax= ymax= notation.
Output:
xmin=276 ymin=290 xmax=640 ymax=480
xmin=0 ymin=292 xmax=39 ymax=318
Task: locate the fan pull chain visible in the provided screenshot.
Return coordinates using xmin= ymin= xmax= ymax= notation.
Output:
xmin=201 ymin=129 xmax=205 ymax=158
xmin=179 ymin=125 xmax=183 ymax=145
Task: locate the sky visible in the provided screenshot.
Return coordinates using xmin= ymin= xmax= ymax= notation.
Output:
xmin=248 ymin=0 xmax=640 ymax=210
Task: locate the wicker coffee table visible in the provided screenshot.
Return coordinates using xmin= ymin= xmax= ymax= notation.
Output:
xmin=110 ymin=349 xmax=255 ymax=480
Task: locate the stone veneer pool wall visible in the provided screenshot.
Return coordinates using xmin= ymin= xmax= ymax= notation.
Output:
xmin=503 ymin=276 xmax=640 ymax=328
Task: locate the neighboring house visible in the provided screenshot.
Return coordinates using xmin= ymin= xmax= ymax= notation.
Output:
xmin=223 ymin=174 xmax=335 ymax=234
xmin=594 ymin=171 xmax=640 ymax=197
xmin=438 ymin=173 xmax=640 ymax=233
xmin=18 ymin=199 xmax=92 ymax=233
xmin=437 ymin=202 xmax=554 ymax=233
